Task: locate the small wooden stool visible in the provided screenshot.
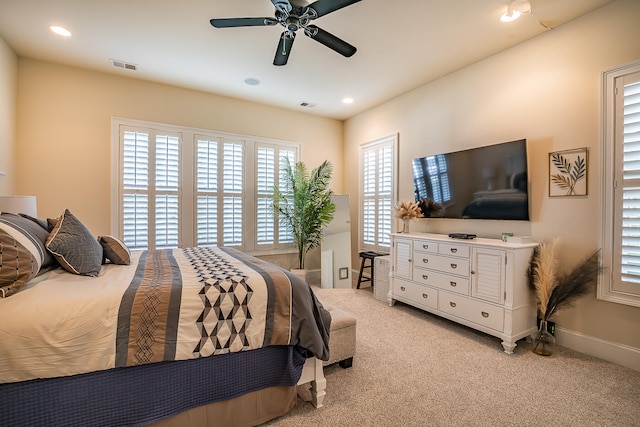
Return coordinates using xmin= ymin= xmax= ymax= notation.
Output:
xmin=357 ymin=251 xmax=384 ymax=289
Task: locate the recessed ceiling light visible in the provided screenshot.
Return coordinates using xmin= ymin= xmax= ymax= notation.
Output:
xmin=342 ymin=97 xmax=354 ymax=104
xmin=49 ymin=25 xmax=72 ymax=37
xmin=244 ymin=78 xmax=260 ymax=86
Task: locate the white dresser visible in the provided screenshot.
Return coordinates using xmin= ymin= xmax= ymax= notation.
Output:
xmin=389 ymin=233 xmax=538 ymax=353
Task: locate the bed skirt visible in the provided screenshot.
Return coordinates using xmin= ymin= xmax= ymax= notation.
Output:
xmin=151 ymin=385 xmax=297 ymax=427
xmin=0 ymin=346 xmax=307 ymax=426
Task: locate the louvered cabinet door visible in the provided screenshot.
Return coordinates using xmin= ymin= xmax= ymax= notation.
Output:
xmin=471 ymin=248 xmax=506 ymax=304
xmin=393 ymin=238 xmax=413 ymax=280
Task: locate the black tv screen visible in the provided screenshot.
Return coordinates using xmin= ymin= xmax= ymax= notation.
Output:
xmin=412 ymin=139 xmax=529 ymax=220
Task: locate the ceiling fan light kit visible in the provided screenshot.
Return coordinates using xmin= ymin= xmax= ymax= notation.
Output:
xmin=210 ymin=0 xmax=361 ymax=66
xmin=501 ymin=0 xmax=531 ymax=22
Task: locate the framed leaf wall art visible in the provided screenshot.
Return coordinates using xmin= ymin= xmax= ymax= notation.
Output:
xmin=549 ymin=147 xmax=588 ymax=197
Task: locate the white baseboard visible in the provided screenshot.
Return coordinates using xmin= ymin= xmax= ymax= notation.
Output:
xmin=556 ymin=327 xmax=640 ymax=372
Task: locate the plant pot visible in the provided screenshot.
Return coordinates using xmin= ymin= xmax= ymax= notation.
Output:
xmin=290 ymin=268 xmax=307 ymax=283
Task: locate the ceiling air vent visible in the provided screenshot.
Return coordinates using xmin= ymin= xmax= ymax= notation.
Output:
xmin=299 ymin=102 xmax=317 ymax=108
xmin=110 ymin=59 xmax=137 ymax=71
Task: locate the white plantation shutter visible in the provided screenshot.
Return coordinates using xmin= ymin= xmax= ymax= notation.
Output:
xmin=115 ymin=119 xmax=299 ymax=253
xmin=196 ymin=138 xmax=218 ymax=246
xmin=277 ymin=149 xmax=295 ymax=244
xmin=122 ymin=130 xmax=149 ymax=250
xmin=601 ymin=63 xmax=640 ymax=307
xmin=155 ymin=135 xmax=180 ymax=249
xmin=360 ymin=135 xmax=397 ymax=253
xmin=614 ymin=77 xmax=640 ymax=295
xmin=222 ymin=142 xmax=243 ymax=246
xmin=121 ymin=128 xmax=180 ymax=251
xmin=255 ymin=145 xmax=296 ymax=248
xmin=256 ymin=146 xmax=275 ymax=246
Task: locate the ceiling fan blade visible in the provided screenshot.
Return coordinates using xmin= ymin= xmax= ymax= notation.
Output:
xmin=210 ymin=17 xmax=277 ymax=28
xmin=274 ymin=32 xmax=296 ymax=66
xmin=306 ymin=0 xmax=362 ymax=18
xmin=271 ymin=0 xmax=292 ymax=14
xmin=305 ymin=25 xmax=356 ymax=57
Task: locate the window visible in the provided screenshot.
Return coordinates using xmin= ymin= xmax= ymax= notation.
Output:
xmin=359 ymin=134 xmax=397 ymax=254
xmin=112 ymin=118 xmax=299 ymax=253
xmin=600 ymin=61 xmax=640 ymax=307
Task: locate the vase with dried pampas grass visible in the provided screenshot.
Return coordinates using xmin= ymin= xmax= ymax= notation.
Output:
xmin=526 ymin=239 xmax=602 ymax=356
xmin=394 ymin=200 xmax=423 ymax=233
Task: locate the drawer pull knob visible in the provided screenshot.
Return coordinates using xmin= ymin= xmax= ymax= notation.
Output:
xmin=422 ymin=274 xmax=429 ymax=280
xmin=450 ymin=248 xmax=457 ymax=253
xmin=400 ymin=286 xmax=406 ymax=291
xmin=422 ymin=293 xmax=428 ymax=299
xmin=449 ymin=302 xmax=457 ymax=308
xmin=481 ymin=311 xmax=489 ymax=318
xmin=423 ymin=244 xmax=429 ymax=250
xmin=451 ymin=263 xmax=457 ymax=269
xmin=450 ymin=281 xmax=457 ymax=287
xmin=423 ymin=259 xmax=429 ymax=264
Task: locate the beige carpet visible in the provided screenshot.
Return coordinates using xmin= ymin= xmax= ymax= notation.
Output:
xmin=266 ymin=287 xmax=640 ymax=427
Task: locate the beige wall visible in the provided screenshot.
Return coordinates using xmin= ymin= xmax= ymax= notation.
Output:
xmin=345 ymin=0 xmax=640 ymax=352
xmin=15 ymin=59 xmax=343 ymax=238
xmin=0 ymin=36 xmax=17 ymax=195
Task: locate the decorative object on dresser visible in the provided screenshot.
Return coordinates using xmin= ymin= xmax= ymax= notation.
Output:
xmin=417 ymin=197 xmax=444 ymax=218
xmin=393 ymin=200 xmax=423 ymax=233
xmin=527 ymin=239 xmax=601 ymax=356
xmin=389 ymin=232 xmax=538 ymax=353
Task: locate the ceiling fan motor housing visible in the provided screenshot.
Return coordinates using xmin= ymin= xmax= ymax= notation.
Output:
xmin=210 ymin=0 xmax=361 ymax=65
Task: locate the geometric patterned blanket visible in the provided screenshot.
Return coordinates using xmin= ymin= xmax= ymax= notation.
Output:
xmin=0 ymin=246 xmax=330 ymax=384
xmin=115 ymin=246 xmax=331 ymax=368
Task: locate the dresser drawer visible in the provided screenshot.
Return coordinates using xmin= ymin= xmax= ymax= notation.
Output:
xmin=413 ymin=253 xmax=470 ymax=276
xmin=413 ymin=267 xmax=470 ymax=295
xmin=393 ymin=278 xmax=437 ymax=310
xmin=413 ymin=240 xmax=438 ymax=254
xmin=438 ymin=292 xmax=504 ymax=332
xmin=438 ymin=243 xmax=470 ymax=258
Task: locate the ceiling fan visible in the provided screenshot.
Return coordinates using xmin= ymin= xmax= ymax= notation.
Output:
xmin=210 ymin=0 xmax=362 ymax=66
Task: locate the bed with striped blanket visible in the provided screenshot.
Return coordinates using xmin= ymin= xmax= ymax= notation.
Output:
xmin=0 ymin=246 xmax=331 ymax=425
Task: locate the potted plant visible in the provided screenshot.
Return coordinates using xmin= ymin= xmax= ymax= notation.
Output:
xmin=273 ymin=159 xmax=336 ymax=279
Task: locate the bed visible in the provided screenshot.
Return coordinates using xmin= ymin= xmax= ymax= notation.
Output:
xmin=0 ymin=210 xmax=331 ymax=426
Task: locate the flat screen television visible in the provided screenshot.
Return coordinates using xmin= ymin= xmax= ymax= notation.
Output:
xmin=412 ymin=139 xmax=529 ymax=220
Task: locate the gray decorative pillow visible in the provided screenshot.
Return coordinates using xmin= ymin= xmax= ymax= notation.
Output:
xmin=98 ymin=235 xmax=131 ymax=265
xmin=0 ymin=228 xmax=40 ymax=297
xmin=0 ymin=212 xmax=56 ymax=272
xmin=46 ymin=209 xmax=103 ymax=277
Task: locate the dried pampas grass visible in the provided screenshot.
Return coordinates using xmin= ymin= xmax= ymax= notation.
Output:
xmin=394 ymin=201 xmax=423 ymax=221
xmin=527 ymin=239 xmax=559 ymax=319
xmin=527 ymin=239 xmax=602 ymax=321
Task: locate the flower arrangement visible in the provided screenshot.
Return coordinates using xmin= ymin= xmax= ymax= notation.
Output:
xmin=394 ymin=200 xmax=423 ymax=232
xmin=526 ymin=239 xmax=602 ymax=355
xmin=417 ymin=197 xmax=444 ymax=218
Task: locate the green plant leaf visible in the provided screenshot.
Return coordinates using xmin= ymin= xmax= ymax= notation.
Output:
xmin=273 ymin=159 xmax=335 ymax=269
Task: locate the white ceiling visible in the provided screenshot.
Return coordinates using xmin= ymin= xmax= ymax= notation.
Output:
xmin=0 ymin=0 xmax=615 ymax=120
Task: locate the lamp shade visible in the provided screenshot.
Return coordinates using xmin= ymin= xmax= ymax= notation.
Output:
xmin=0 ymin=196 xmax=38 ymax=217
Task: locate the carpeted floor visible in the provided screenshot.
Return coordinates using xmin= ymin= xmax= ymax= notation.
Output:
xmin=266 ymin=286 xmax=640 ymax=427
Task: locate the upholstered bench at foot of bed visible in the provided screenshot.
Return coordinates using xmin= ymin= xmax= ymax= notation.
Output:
xmin=321 ymin=301 xmax=357 ymax=368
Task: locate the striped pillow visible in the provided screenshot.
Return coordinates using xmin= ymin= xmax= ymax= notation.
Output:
xmin=0 ymin=228 xmax=39 ymax=298
xmin=98 ymin=235 xmax=131 ymax=265
xmin=0 ymin=212 xmax=57 ymax=272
